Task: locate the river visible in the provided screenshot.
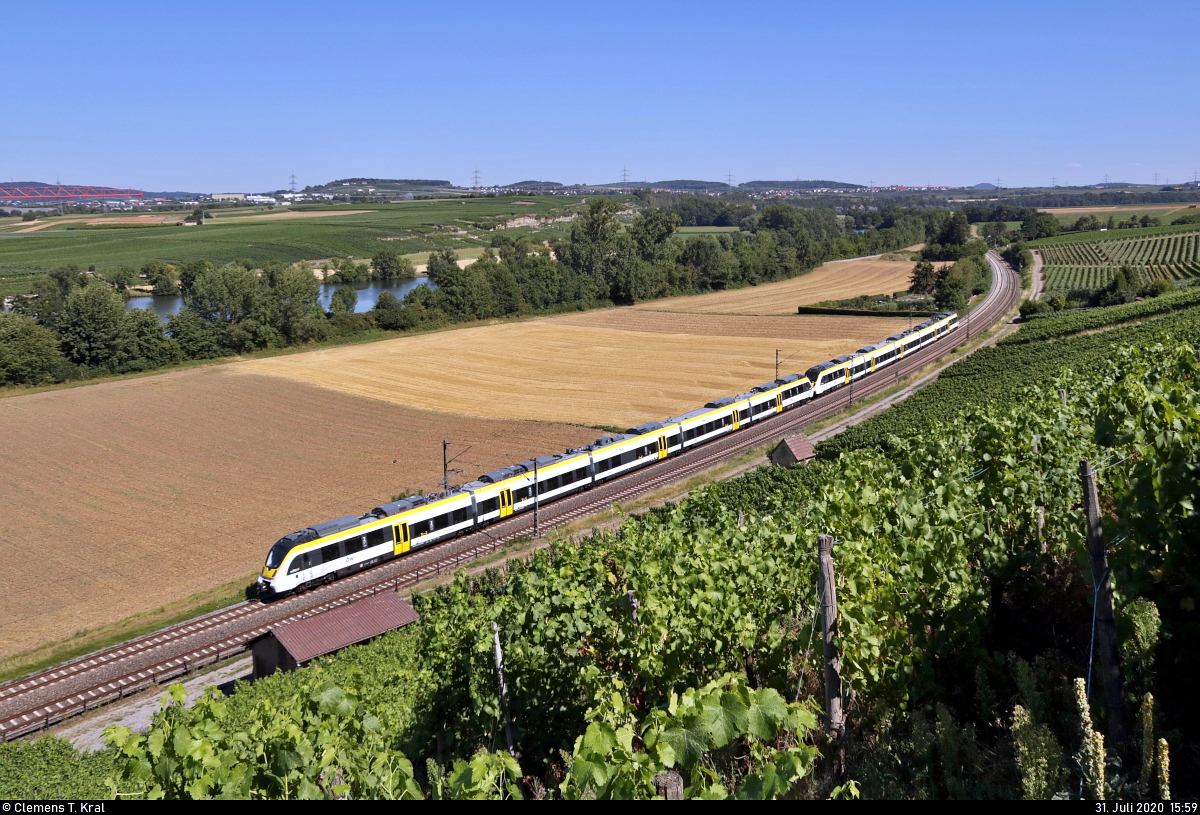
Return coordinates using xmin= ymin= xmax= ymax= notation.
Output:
xmin=124 ymin=276 xmax=432 ymax=322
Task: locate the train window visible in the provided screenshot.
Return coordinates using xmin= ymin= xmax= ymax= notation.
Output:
xmin=321 ymin=543 xmax=341 ymax=564
xmin=515 ymin=486 xmax=532 ymax=501
xmin=366 ymin=529 xmax=387 ymax=548
xmin=451 ymin=508 xmax=468 ymax=525
xmin=480 ymin=497 xmax=499 ymax=514
xmin=288 ymin=558 xmax=302 ymax=575
xmin=432 ymin=513 xmax=450 ymax=531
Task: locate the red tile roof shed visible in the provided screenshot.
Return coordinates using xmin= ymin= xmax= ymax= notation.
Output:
xmin=271 ymin=591 xmax=420 ymax=664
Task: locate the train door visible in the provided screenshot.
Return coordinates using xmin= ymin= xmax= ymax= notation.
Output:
xmin=775 ymin=393 xmax=783 ymax=413
xmin=871 ymin=356 xmax=877 ymax=373
xmin=499 ymin=488 xmax=514 ymax=518
xmin=393 ymin=523 xmax=411 ymax=556
xmin=845 ymin=367 xmax=851 ymax=385
xmin=657 ymin=435 xmax=668 ymax=459
xmin=297 ymin=551 xmax=315 ymax=586
xmin=732 ymin=408 xmax=741 ymax=431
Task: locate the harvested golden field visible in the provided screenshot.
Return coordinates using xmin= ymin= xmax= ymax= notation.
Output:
xmin=0 ymin=369 xmax=594 ymax=660
xmin=631 ymin=258 xmax=915 ymax=314
xmin=238 ymin=314 xmax=909 ymax=429
xmin=553 ymin=309 xmax=909 ymax=341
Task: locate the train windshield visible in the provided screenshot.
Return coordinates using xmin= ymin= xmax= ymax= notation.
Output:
xmin=266 ymin=540 xmax=292 ymax=568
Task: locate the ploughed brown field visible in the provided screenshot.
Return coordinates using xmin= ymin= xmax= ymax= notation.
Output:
xmin=0 ymin=369 xmax=595 ymax=660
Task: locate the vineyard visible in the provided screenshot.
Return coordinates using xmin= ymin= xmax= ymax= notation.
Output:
xmin=3 ymin=316 xmax=1198 ymax=798
xmin=817 ymin=299 xmax=1200 ymax=458
xmin=1038 ymin=230 xmax=1200 ymax=298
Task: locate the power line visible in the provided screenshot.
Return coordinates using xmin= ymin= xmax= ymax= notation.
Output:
xmin=621 ymin=166 xmax=630 ymax=189
xmin=289 ymin=171 xmax=298 ymax=192
xmin=725 ymin=172 xmax=734 ymax=193
xmin=472 ymin=167 xmax=481 ymax=188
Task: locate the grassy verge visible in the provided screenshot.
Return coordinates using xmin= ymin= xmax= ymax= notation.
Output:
xmin=0 ymin=576 xmax=256 ymax=686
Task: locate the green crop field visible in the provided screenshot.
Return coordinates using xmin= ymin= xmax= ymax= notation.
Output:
xmin=1035 ymin=229 xmax=1200 ymax=299
xmin=0 ymin=197 xmax=592 ymax=292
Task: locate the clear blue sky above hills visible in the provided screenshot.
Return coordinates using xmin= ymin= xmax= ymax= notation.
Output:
xmin=3 ymin=0 xmax=1196 ymax=192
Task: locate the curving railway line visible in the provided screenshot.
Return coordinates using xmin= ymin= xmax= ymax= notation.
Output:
xmin=0 ymin=252 xmax=1021 ymax=741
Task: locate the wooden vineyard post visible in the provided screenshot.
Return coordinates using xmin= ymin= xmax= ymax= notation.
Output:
xmin=1033 ymin=435 xmax=1046 ymax=551
xmin=1080 ymin=460 xmax=1126 ymax=749
xmin=490 ymin=622 xmax=516 ymax=757
xmin=1059 ymin=388 xmax=1068 ymax=406
xmin=817 ymin=534 xmax=844 ymax=737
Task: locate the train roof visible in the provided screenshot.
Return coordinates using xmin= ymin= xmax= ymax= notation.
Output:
xmin=775 ymin=373 xmax=802 ymax=385
xmin=593 ymin=434 xmax=635 ymax=450
xmin=479 ymin=463 xmax=530 ymax=484
xmin=627 ymin=421 xmax=665 ymax=435
xmin=751 ymin=381 xmax=779 ymax=393
xmin=704 ymin=396 xmax=737 ymax=408
xmin=669 ymin=407 xmax=712 ymax=422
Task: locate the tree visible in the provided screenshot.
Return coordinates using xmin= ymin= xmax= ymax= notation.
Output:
xmin=372 ymin=290 xmax=411 ymax=331
xmin=21 ymin=211 xmax=36 ymax=222
xmin=189 ymin=208 xmax=205 ymax=224
xmin=0 ymin=313 xmax=70 ymax=385
xmin=329 ymin=285 xmax=358 ymax=315
xmin=371 ymin=248 xmax=415 ymax=280
xmin=267 ymin=265 xmax=323 ymax=344
xmin=165 ymin=308 xmax=224 ymax=359
xmin=178 ymin=260 xmax=213 ymax=293
xmin=185 ymin=264 xmax=262 ymax=324
xmin=936 ymin=211 xmax=971 ymax=246
xmin=628 ymin=212 xmax=681 ymax=263
xmin=142 ymin=260 xmax=178 ymax=296
xmin=934 ymin=273 xmax=970 ymax=312
xmin=58 ymin=283 xmax=126 ymax=367
xmin=1022 ymin=213 xmax=1059 ymax=240
xmin=909 ymin=260 xmax=937 ymax=294
xmin=116 ymin=308 xmax=182 ymax=369
xmin=426 ymin=248 xmax=461 ymax=283
xmin=106 ymin=266 xmax=136 ymax=291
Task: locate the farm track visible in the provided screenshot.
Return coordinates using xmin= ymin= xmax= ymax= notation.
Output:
xmin=0 ymin=253 xmax=1020 ymax=741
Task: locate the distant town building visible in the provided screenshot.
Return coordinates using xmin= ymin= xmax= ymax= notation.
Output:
xmin=211 ymin=193 xmax=246 ymax=202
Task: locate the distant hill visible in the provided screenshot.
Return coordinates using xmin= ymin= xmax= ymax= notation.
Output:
xmin=142 ymin=191 xmax=203 ymax=199
xmin=311 ymin=178 xmax=456 ymax=191
xmin=590 ymin=178 xmax=862 ymax=192
xmin=502 ymin=181 xmax=565 ymax=190
xmin=972 ymin=183 xmax=998 ymax=190
xmin=739 ymin=179 xmax=864 ymax=190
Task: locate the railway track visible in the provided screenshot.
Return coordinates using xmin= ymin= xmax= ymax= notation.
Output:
xmin=0 ymin=253 xmax=1020 ymax=741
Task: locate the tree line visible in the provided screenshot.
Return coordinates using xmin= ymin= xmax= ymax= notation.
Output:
xmin=1 ymin=199 xmax=986 ymax=388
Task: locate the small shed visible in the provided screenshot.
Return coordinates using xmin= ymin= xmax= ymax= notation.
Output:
xmin=769 ymin=433 xmax=816 ymax=467
xmin=251 ymin=591 xmax=420 ymax=679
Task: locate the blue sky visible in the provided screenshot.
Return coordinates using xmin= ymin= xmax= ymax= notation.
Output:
xmin=3 ymin=1 xmax=1196 ymax=191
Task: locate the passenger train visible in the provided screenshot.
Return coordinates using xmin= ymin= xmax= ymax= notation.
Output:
xmin=257 ymin=311 xmax=960 ymax=596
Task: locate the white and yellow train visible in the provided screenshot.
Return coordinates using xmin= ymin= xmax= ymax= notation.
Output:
xmin=257 ymin=311 xmax=960 ymax=596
